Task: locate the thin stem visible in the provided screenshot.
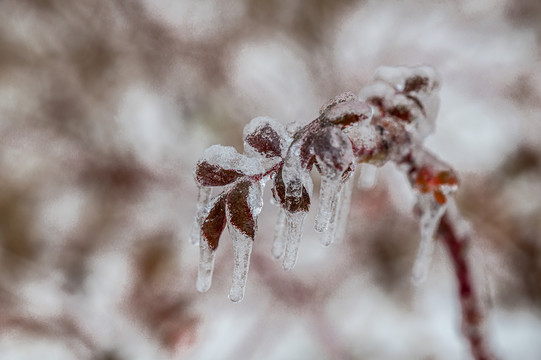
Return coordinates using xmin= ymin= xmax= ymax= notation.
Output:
xmin=437 ymin=214 xmax=497 ymax=360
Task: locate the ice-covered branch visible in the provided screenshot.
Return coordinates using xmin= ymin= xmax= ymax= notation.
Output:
xmin=191 ymin=64 xmax=497 ymax=360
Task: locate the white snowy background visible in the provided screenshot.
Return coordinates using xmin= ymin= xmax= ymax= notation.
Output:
xmin=0 ymin=0 xmax=540 ymax=359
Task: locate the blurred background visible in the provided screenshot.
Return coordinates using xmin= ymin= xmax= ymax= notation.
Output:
xmin=0 ymin=0 xmax=540 ymax=359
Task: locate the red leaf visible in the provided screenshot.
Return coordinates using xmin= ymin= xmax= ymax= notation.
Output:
xmin=272 ymin=168 xmax=310 ymax=213
xmin=226 ymin=181 xmax=256 ymax=239
xmin=245 ymin=124 xmax=282 ymax=158
xmin=201 ymin=196 xmax=227 ymax=250
xmin=323 ymin=100 xmax=372 ymax=128
xmin=403 ymin=75 xmax=429 ymax=93
xmin=195 ymin=161 xmax=244 ymax=187
xmin=312 ymin=127 xmax=353 ymax=173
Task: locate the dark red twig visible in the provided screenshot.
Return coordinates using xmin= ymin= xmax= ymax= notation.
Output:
xmin=438 ymin=214 xmax=497 ymax=360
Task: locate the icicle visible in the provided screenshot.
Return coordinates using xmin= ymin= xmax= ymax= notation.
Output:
xmin=190 ymin=187 xmax=212 ymax=245
xmin=321 ymin=174 xmax=355 ymax=246
xmin=272 ymin=208 xmax=287 ymax=259
xmin=282 ymin=211 xmax=307 ymax=271
xmin=282 ymin=140 xmax=305 ymax=200
xmin=196 ymin=239 xmax=216 ymax=292
xmin=411 ymin=193 xmax=448 ymax=285
xmin=228 ymin=227 xmax=254 ymax=302
xmin=357 ymin=163 xmax=377 ymax=189
xmin=320 ymin=198 xmax=339 ymax=247
xmin=314 ymin=175 xmax=341 ymax=233
xmin=333 ymin=176 xmax=354 ymax=244
xmin=320 ymin=182 xmax=343 ymax=246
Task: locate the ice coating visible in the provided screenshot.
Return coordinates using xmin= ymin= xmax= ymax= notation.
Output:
xmin=315 ymin=175 xmax=342 ymax=233
xmin=372 ymin=66 xmax=415 ymax=91
xmin=243 ymin=116 xmax=290 ymax=159
xmin=197 ymin=238 xmax=216 ymax=292
xmin=228 ymin=225 xmax=254 ymax=302
xmin=320 ymin=173 xmax=355 ymax=246
xmin=199 ymin=144 xmax=264 ymax=176
xmin=272 ymin=208 xmax=287 ymax=259
xmin=281 ymin=139 xmax=306 ymax=200
xmin=313 ymin=127 xmax=354 ymax=233
xmin=359 ymin=79 xmax=395 ymax=103
xmin=333 ymin=176 xmax=354 ymax=243
xmin=358 ymin=163 xmax=378 ymax=189
xmin=190 ymin=187 xmax=212 ymax=245
xmin=322 ymin=99 xmax=373 ymax=129
xmin=282 ymin=211 xmax=307 ymax=271
xmin=411 ymin=193 xmax=448 ymax=285
xmin=360 ymin=66 xmax=442 ymax=143
xmin=191 ymin=66 xmax=460 ymax=303
xmin=281 ymin=172 xmax=312 ymax=270
xmin=226 ymin=180 xmax=263 ymax=302
xmin=319 ymin=91 xmax=357 ymax=115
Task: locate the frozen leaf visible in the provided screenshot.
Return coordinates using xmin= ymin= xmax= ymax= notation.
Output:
xmin=280 ymin=134 xmax=316 ymax=211
xmin=319 ymin=91 xmax=357 ymax=114
xmin=313 ymin=126 xmax=354 ymax=174
xmin=243 ymin=116 xmax=289 ymax=159
xmin=272 ymin=167 xmax=310 ymax=213
xmin=195 ymin=161 xmax=245 ymax=187
xmin=312 ymin=127 xmax=354 ymax=232
xmin=359 ymin=80 xmax=395 ymax=114
xmin=322 ymin=99 xmax=373 ymax=129
xmin=387 ymin=94 xmax=423 ymax=124
xmin=201 ymin=196 xmax=227 ymax=251
xmin=226 ymin=180 xmax=260 ymax=240
xmin=372 ymin=66 xmax=416 ymax=92
xmin=402 ymin=66 xmax=441 ymax=95
xmin=194 ymin=145 xmax=263 ymax=187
